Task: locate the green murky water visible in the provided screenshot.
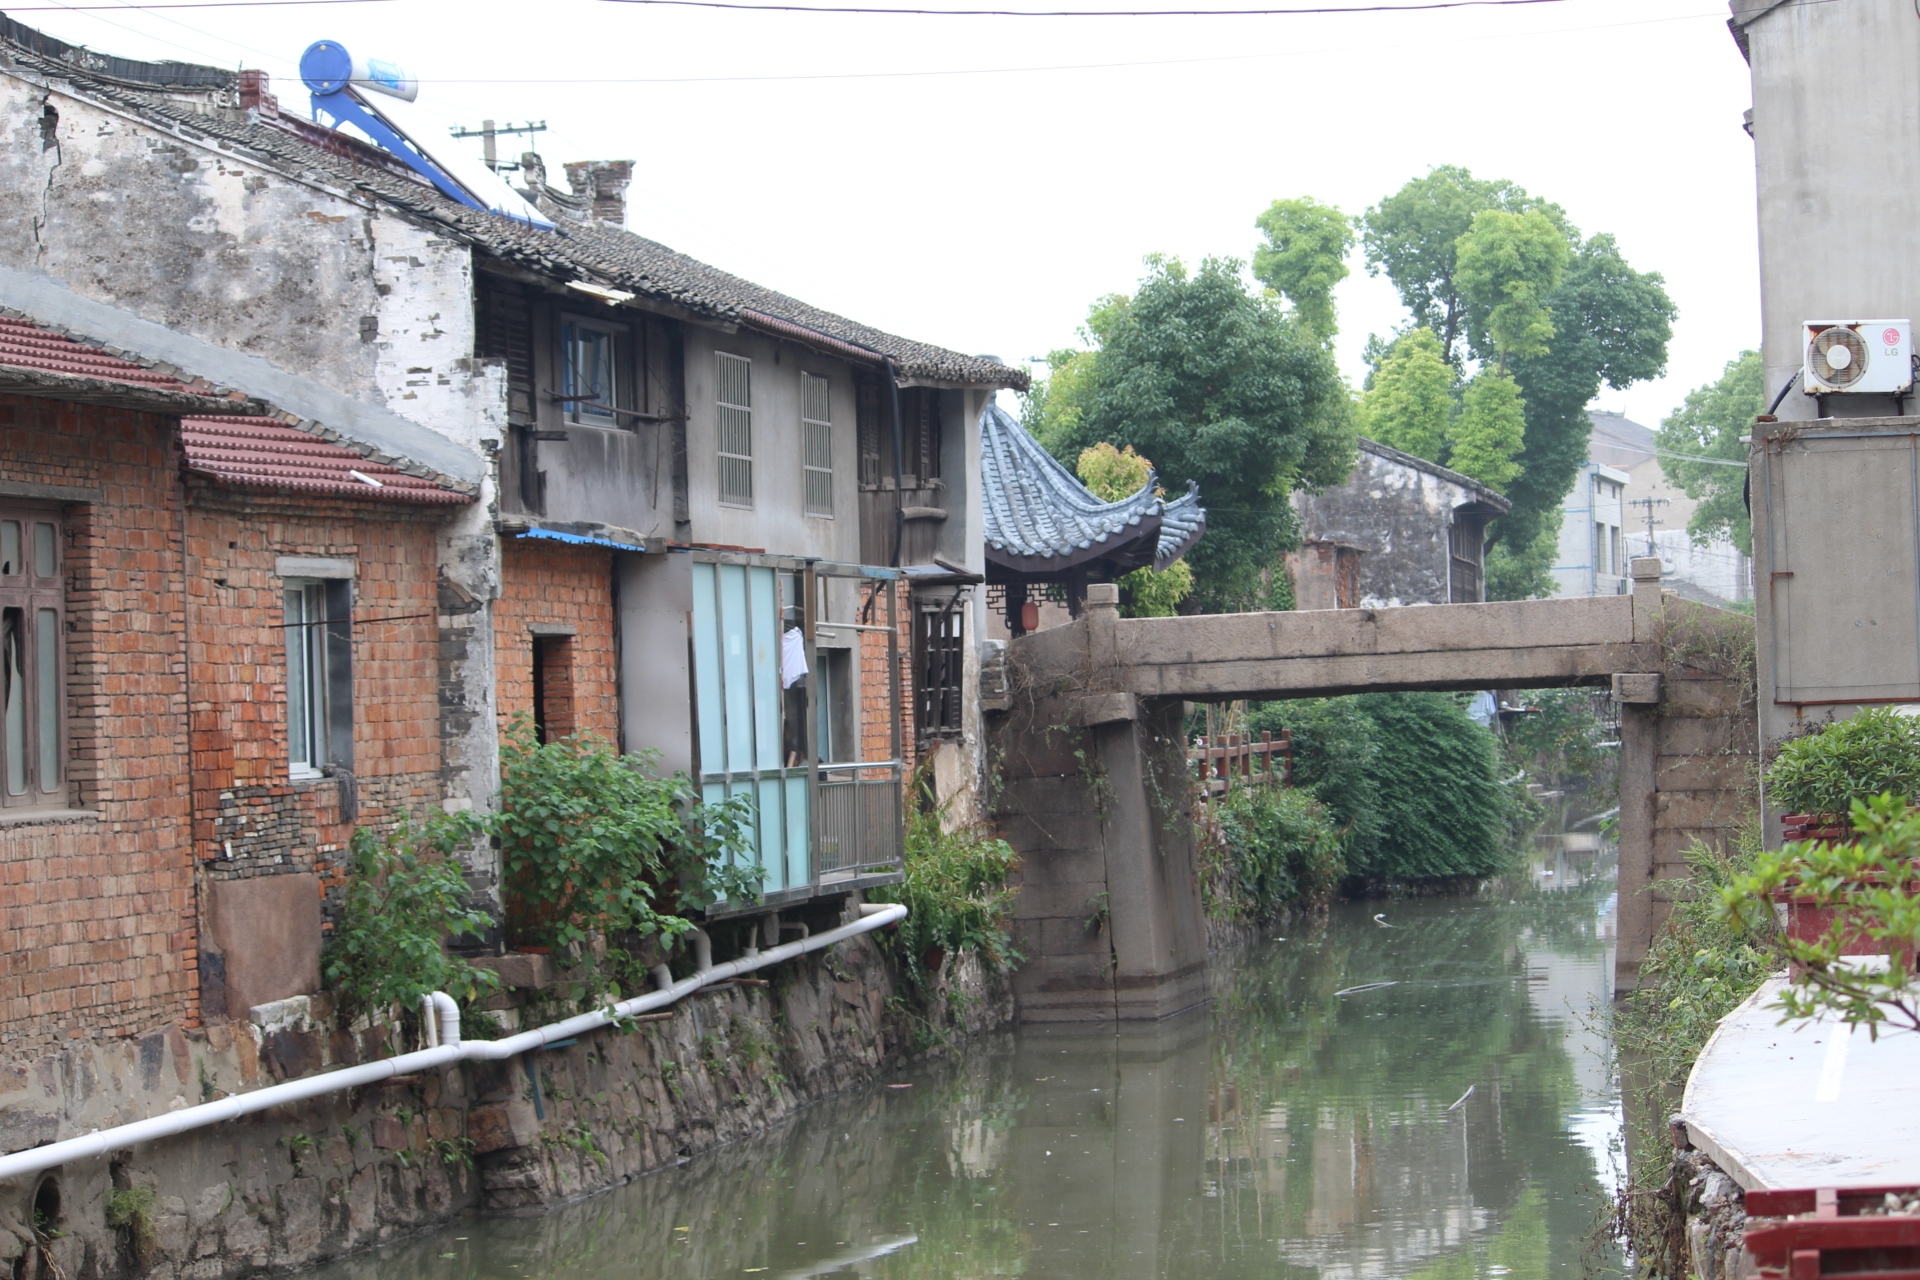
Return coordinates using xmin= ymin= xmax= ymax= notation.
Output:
xmin=310 ymin=836 xmax=1623 ymax=1279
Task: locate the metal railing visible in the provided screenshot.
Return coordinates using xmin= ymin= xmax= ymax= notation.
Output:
xmin=816 ymin=763 xmax=904 ymax=878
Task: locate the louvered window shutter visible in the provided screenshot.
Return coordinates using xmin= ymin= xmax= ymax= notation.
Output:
xmin=801 ymin=373 xmax=833 ymax=518
xmin=716 ymin=352 xmax=753 ymax=506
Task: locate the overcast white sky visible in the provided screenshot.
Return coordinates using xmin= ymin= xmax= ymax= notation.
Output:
xmin=17 ymin=0 xmax=1756 ymax=427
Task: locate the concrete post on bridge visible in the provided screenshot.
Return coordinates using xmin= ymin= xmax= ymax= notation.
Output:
xmin=992 ymin=584 xmax=1210 ymax=1021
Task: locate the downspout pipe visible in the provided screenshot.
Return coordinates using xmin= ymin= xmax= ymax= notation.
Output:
xmin=886 ymin=357 xmax=907 ymax=567
xmin=0 ymin=903 xmax=906 ymax=1185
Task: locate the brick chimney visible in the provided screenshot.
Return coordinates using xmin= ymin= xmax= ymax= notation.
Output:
xmin=236 ymin=69 xmax=279 ymax=117
xmin=563 ymin=161 xmax=634 ymax=228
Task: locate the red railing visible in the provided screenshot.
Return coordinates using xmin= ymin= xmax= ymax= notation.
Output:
xmin=1189 ymin=730 xmax=1291 ymax=802
xmin=1744 ymin=1185 xmax=1920 ymax=1278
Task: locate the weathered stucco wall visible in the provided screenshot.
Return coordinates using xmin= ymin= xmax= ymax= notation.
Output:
xmin=1292 ymin=443 xmax=1485 ymax=608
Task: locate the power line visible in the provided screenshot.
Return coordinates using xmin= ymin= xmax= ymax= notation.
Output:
xmin=596 ymin=0 xmax=1570 ymax=16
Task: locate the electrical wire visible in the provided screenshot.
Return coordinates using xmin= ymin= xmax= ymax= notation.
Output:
xmin=593 ymin=0 xmax=1572 ymax=15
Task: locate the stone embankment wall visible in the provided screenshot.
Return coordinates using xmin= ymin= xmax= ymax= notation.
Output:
xmin=1 ymin=928 xmax=1012 ymax=1280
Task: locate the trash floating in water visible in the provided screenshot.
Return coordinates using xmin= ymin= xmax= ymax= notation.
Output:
xmin=1372 ymin=914 xmax=1394 ymax=928
xmin=887 ymin=1083 xmax=913 ymax=1089
xmin=1448 ymin=1085 xmax=1475 ymax=1111
xmin=1334 ymin=981 xmax=1400 ymax=997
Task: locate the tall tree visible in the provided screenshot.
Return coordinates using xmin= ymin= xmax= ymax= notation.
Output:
xmin=1075 ymin=442 xmax=1196 ymax=617
xmin=1449 ymin=372 xmax=1527 ymax=491
xmin=1453 ymin=210 xmax=1570 ymax=368
xmin=1360 ymin=328 xmax=1453 ymax=459
xmin=1252 ymin=197 xmax=1354 ymax=342
xmin=1363 ymin=170 xmax=1674 ymax=599
xmin=1658 ymin=350 xmax=1763 ymax=554
xmin=1058 ymin=256 xmax=1355 ymax=612
xmin=1360 ymin=166 xmax=1552 ymax=363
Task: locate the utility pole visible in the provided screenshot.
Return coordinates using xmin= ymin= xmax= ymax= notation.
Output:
xmin=450 ymin=119 xmax=547 ymax=172
xmin=1627 ymin=496 xmax=1670 ymax=558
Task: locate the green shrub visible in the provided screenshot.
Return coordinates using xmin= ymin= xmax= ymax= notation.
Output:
xmin=1767 ymin=706 xmax=1920 ymax=817
xmin=1351 ymin=692 xmax=1510 ymax=879
xmin=1502 ymin=687 xmax=1618 ymax=793
xmin=1248 ymin=696 xmax=1381 ymax=862
xmin=1213 ymin=784 xmax=1343 ymax=917
xmin=493 ymin=717 xmax=759 ymax=956
xmin=870 ymin=781 xmax=1020 ymax=991
xmin=322 ymin=817 xmax=500 ymax=1024
xmin=1720 ymin=793 xmax=1920 ymax=1037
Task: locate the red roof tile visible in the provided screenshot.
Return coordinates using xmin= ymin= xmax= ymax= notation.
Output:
xmin=180 ymin=416 xmax=470 ymax=506
xmin=0 ymin=316 xmax=196 ymax=391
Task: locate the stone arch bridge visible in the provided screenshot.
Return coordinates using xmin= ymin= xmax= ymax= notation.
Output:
xmin=987 ymin=559 xmax=1755 ymax=1022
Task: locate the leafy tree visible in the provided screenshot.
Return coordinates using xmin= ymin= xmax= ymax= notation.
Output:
xmin=1448 ymin=371 xmax=1527 ymax=491
xmin=1363 ymin=169 xmax=1675 ymax=599
xmin=1659 ymin=349 xmax=1763 ymax=554
xmin=1074 ymin=442 xmax=1195 ymax=617
xmin=1359 ymin=327 xmax=1453 ymax=459
xmin=1252 ymin=196 xmax=1354 ymax=341
xmin=1454 ymin=209 xmax=1570 ymax=368
xmin=1361 ymin=165 xmax=1551 ymax=363
xmin=1061 ymin=256 xmax=1355 ymax=611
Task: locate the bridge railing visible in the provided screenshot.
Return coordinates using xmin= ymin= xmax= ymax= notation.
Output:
xmin=1189 ymin=730 xmax=1291 ymax=802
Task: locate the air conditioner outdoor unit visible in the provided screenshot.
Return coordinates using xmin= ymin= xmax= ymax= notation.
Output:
xmin=1803 ymin=319 xmax=1913 ymax=396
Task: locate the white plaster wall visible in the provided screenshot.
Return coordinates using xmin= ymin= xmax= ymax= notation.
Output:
xmin=683 ymin=326 xmax=862 ymax=561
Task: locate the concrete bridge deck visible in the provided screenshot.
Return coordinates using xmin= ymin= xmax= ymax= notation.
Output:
xmin=989 ymin=560 xmax=1756 ymax=1022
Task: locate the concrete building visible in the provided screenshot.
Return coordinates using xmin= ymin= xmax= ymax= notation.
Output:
xmin=1584 ymin=411 xmax=1751 ymax=607
xmin=0 ymin=18 xmax=1023 ymax=1052
xmin=1731 ymin=0 xmax=1920 ymax=802
xmin=1550 ymin=455 xmax=1630 ymax=599
xmin=1290 ymin=437 xmax=1509 ymax=608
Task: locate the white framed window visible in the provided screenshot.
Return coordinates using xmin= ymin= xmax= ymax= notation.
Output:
xmin=561 ymin=317 xmax=621 ymax=426
xmin=284 ymin=578 xmax=351 ymax=780
xmin=716 ymin=352 xmax=753 ymax=507
xmin=801 ymin=373 xmax=833 ymax=518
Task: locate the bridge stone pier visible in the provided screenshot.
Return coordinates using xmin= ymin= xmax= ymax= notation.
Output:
xmin=988 ymin=559 xmax=1756 ymax=1022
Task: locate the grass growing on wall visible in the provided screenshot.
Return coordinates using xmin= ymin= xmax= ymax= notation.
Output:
xmin=1608 ymin=833 xmax=1775 ymax=1272
xmin=869 ymin=777 xmax=1022 ymax=995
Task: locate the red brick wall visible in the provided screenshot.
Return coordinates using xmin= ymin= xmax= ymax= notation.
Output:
xmin=856 ymin=578 xmax=915 ymax=781
xmin=182 ymin=490 xmax=446 ymax=901
xmin=0 ymin=395 xmax=195 ymax=1050
xmin=494 ymin=541 xmax=618 ymax=744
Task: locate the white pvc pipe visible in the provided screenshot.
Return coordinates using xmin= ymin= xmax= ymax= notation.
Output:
xmin=0 ymin=902 xmax=905 ymax=1185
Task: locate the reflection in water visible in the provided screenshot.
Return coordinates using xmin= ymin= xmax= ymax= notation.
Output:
xmin=305 ymin=847 xmax=1621 ymax=1280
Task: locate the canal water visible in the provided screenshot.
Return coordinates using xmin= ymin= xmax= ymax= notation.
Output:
xmin=309 ymin=836 xmax=1621 ymax=1280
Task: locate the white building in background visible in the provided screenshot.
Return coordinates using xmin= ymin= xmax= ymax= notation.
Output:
xmin=1552 ymin=412 xmax=1753 ymax=607
xmin=1552 ymin=457 xmax=1629 ymax=598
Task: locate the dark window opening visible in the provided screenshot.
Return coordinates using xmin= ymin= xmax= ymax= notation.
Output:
xmin=533 ymin=634 xmax=575 ymax=744
xmin=1449 ymin=517 xmax=1487 ymax=604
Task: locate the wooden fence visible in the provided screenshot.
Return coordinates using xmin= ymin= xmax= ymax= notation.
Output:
xmin=1189 ymin=730 xmax=1291 ymax=802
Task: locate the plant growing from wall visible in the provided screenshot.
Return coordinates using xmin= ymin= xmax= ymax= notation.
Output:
xmin=493 ymin=717 xmax=758 ymax=964
xmin=869 ymin=776 xmax=1021 ymax=993
xmin=105 ymin=1186 xmax=158 ymax=1268
xmin=1765 ymin=706 xmax=1920 ymax=820
xmin=322 ymin=817 xmax=500 ymax=1026
xmin=1609 ymin=832 xmax=1774 ymax=1271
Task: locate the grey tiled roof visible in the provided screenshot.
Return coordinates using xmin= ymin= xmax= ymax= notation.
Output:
xmin=980 ymin=404 xmax=1205 ymax=576
xmin=2 ymin=34 xmax=1026 ymax=392
xmin=1156 ymin=484 xmax=1207 ymax=569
